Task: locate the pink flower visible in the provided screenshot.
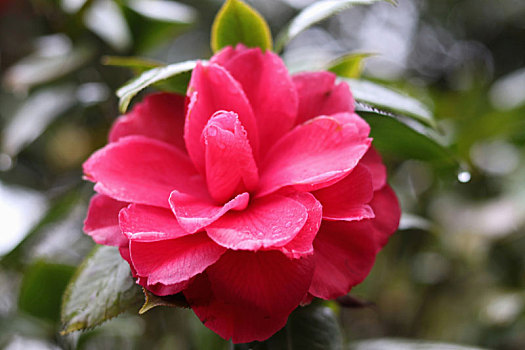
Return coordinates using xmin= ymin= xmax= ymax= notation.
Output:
xmin=83 ymin=45 xmax=400 ymax=343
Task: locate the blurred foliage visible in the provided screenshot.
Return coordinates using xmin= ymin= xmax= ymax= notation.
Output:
xmin=1 ymin=0 xmax=524 ymax=349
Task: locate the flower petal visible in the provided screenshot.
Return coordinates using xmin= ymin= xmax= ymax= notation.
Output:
xmin=369 ymin=184 xmax=400 ymax=247
xmin=360 ymin=147 xmax=387 ymax=191
xmin=279 ymin=192 xmax=322 ymax=258
xmin=83 ymin=135 xmax=201 ymax=208
xmin=129 ymin=232 xmax=226 ymax=286
xmin=309 ymin=221 xmax=378 ymax=300
xmin=184 ymin=250 xmax=314 ymax=343
xmin=206 ymin=194 xmax=307 ymax=251
xmin=184 ymin=62 xmax=258 ymax=172
xmin=313 ymin=164 xmax=375 ymax=221
xmin=258 ymin=115 xmax=371 ymax=197
xmin=119 ymin=204 xmax=189 ymax=241
xmin=212 ymin=45 xmax=298 ymax=156
xmin=83 ymin=194 xmax=128 ymax=247
xmin=203 ymin=111 xmax=259 ymax=203
xmin=109 ymin=92 xmax=186 ymax=151
xmin=293 ymin=71 xmax=354 ymax=124
xmin=169 ymin=191 xmax=250 ymax=234
xmin=142 ymin=280 xmax=189 ymax=297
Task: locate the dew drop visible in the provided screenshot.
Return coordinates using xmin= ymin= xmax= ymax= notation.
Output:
xmin=457 ymin=171 xmax=471 ymax=183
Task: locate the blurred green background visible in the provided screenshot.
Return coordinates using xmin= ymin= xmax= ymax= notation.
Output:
xmin=1 ymin=0 xmax=524 ymax=349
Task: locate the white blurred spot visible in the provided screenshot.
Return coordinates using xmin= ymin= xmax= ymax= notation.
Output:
xmin=76 ymin=82 xmax=109 ymax=105
xmin=4 ymin=336 xmax=60 ymax=350
xmin=470 ymin=140 xmax=519 ymax=176
xmin=483 ymin=294 xmax=523 ymax=325
xmin=0 ymin=153 xmax=13 ymax=171
xmin=127 ymin=0 xmax=196 ymax=23
xmin=489 ymin=67 xmax=525 ymax=110
xmin=457 ymin=171 xmax=471 ymax=183
xmin=84 ymin=0 xmax=132 ymax=52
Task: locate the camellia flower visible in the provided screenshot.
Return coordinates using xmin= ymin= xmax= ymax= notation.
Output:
xmin=83 ymin=44 xmax=400 ymax=343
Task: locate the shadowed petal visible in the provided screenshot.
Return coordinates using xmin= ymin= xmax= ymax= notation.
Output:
xmin=184 ymin=251 xmax=314 ymax=343
xmin=293 ymin=71 xmax=353 ymax=124
xmin=369 ymin=184 xmax=401 ymax=247
xmin=83 ymin=194 xmax=128 ymax=247
xmin=109 ymin=92 xmax=186 ymax=151
xmin=206 ymin=194 xmax=307 ymax=251
xmin=83 ymin=135 xmax=201 ymax=208
xmin=360 ymin=147 xmax=387 ymax=191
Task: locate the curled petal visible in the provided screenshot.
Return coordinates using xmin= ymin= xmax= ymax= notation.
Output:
xmin=169 ymin=191 xmax=250 ymax=234
xmin=203 ymin=111 xmax=259 ymax=203
xmin=185 ymin=62 xmax=258 ymax=172
xmin=84 ymin=194 xmax=128 ymax=247
xmin=83 ymin=136 xmax=201 ymax=208
xmin=212 ymin=45 xmax=298 ymax=156
xmin=130 ymin=232 xmax=226 ymax=286
xmin=206 ymin=194 xmax=307 ymax=251
xmin=293 ymin=71 xmax=354 ymax=124
xmin=360 ymin=147 xmax=387 ymax=191
xmin=258 ymin=115 xmax=371 ymax=197
xmin=184 ymin=251 xmax=314 ymax=343
xmin=119 ymin=204 xmax=189 ymax=241
xmin=109 ymin=92 xmax=186 ymax=151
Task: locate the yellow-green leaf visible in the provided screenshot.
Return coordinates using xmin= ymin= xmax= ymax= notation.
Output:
xmin=327 ymin=52 xmax=375 ymax=79
xmin=211 ymin=0 xmax=272 ymax=53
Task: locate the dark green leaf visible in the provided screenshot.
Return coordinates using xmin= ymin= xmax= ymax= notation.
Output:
xmin=356 ymin=103 xmax=456 ymax=166
xmin=239 ymin=303 xmax=342 ymax=350
xmin=116 ymin=60 xmax=199 ymax=112
xmin=139 ymin=289 xmax=189 ymax=314
xmin=18 ymin=261 xmax=75 ymax=323
xmin=61 ymin=246 xmax=143 ymax=334
xmin=327 ymin=53 xmax=375 ymax=79
xmin=275 ymin=0 xmax=396 ymax=52
xmin=348 ymin=78 xmax=437 ymax=128
xmin=211 ymin=0 xmax=272 ymax=53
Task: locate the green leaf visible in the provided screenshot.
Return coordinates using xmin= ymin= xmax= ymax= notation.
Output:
xmin=211 ymin=0 xmax=272 ymax=53
xmin=116 ymin=60 xmax=199 ymax=113
xmin=18 ymin=261 xmax=75 ymax=323
xmin=347 ymin=78 xmax=437 ymax=128
xmin=139 ymin=289 xmax=189 ymax=314
xmin=238 ymin=303 xmax=342 ymax=350
xmin=275 ymin=0 xmax=396 ymax=52
xmin=327 ymin=52 xmax=375 ymax=79
xmin=356 ymin=103 xmax=456 ymax=166
xmin=61 ymin=246 xmax=143 ymax=334
xmin=102 ymin=55 xmax=163 ymax=74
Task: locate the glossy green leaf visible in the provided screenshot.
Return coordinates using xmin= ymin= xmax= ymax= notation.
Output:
xmin=238 ymin=303 xmax=342 ymax=350
xmin=18 ymin=261 xmax=75 ymax=323
xmin=356 ymin=103 xmax=456 ymax=166
xmin=61 ymin=246 xmax=143 ymax=334
xmin=275 ymin=0 xmax=396 ymax=52
xmin=211 ymin=0 xmax=272 ymax=53
xmin=116 ymin=60 xmax=199 ymax=112
xmin=139 ymin=289 xmax=189 ymax=314
xmin=327 ymin=52 xmax=375 ymax=79
xmin=348 ymin=78 xmax=437 ymax=128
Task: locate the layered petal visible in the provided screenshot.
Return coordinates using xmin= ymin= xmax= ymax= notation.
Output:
xmin=119 ymin=204 xmax=189 ymax=241
xmin=130 ymin=232 xmax=226 ymax=286
xmin=313 ymin=164 xmax=375 ymax=221
xmin=368 ymin=184 xmax=401 ymax=247
xmin=211 ymin=45 xmax=298 ymax=155
xmin=293 ymin=72 xmax=354 ymax=124
xmin=360 ymin=147 xmax=387 ymax=191
xmin=185 ymin=62 xmax=258 ymax=172
xmin=258 ymin=115 xmax=371 ymax=196
xmin=83 ymin=194 xmax=128 ymax=246
xmin=203 ymin=111 xmax=259 ymax=203
xmin=279 ymin=192 xmax=323 ymax=258
xmin=309 ymin=221 xmax=378 ymax=300
xmin=109 ymin=92 xmax=186 ymax=151
xmin=142 ymin=280 xmax=190 ymax=297
xmin=184 ymin=251 xmax=314 ymax=343
xmin=169 ymin=191 xmax=249 ymax=234
xmin=83 ymin=136 xmax=201 ymax=208
xmin=206 ymin=194 xmax=307 ymax=251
